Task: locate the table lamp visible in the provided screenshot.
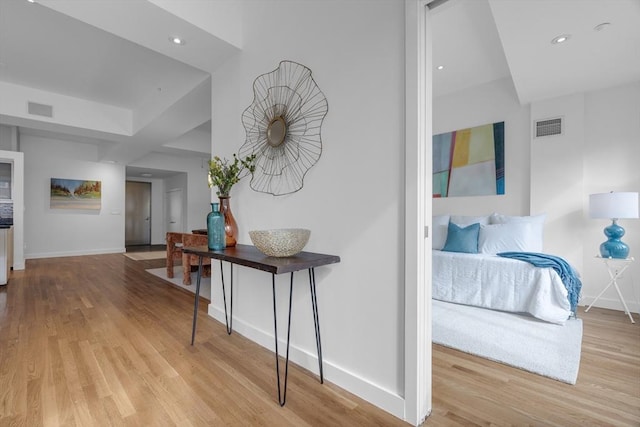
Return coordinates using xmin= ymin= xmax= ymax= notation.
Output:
xmin=589 ymin=191 xmax=639 ymax=259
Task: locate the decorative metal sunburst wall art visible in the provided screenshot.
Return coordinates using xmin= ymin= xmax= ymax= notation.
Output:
xmin=240 ymin=60 xmax=328 ymax=196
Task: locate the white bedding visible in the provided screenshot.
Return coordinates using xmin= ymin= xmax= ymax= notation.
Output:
xmin=433 ymin=250 xmax=571 ymax=324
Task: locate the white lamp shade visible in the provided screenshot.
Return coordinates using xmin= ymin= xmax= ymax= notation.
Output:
xmin=589 ymin=192 xmax=639 ymax=219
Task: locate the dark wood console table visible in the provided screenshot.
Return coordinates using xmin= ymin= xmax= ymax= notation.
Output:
xmin=182 ymin=244 xmax=340 ymax=406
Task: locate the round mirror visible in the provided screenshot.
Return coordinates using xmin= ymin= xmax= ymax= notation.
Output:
xmin=267 ymin=116 xmax=287 ymax=147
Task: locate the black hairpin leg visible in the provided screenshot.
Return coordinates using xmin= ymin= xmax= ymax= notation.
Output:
xmin=190 ymin=256 xmax=203 ymax=345
xmin=220 ymin=260 xmax=233 ymax=335
xmin=272 ymin=272 xmax=294 ymax=406
xmin=308 ymin=268 xmax=324 ymax=383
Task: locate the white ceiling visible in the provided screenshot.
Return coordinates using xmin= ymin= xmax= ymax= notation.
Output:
xmin=432 ymin=0 xmax=640 ymax=102
xmin=488 ymin=0 xmax=640 ymax=104
xmin=431 ymin=0 xmax=512 ymax=97
xmin=1 ymin=0 xmax=639 ymax=178
xmin=0 ymin=0 xmax=238 ymax=178
xmin=0 ymin=0 xmax=209 ymax=109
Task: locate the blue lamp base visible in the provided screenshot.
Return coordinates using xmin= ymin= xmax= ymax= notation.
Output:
xmin=599 ymin=219 xmax=629 ymax=259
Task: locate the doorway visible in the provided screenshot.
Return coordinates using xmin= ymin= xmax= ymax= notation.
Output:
xmin=125 ymin=181 xmax=151 ymax=246
xmin=166 ymin=188 xmax=183 ymax=234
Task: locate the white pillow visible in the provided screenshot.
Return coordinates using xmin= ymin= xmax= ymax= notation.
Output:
xmin=450 ymin=215 xmax=490 ymax=227
xmin=489 ymin=213 xmax=546 ymax=252
xmin=479 ymin=222 xmax=540 ymax=254
xmin=432 ymin=215 xmax=450 ymax=250
xmin=489 ymin=213 xmax=546 ymax=225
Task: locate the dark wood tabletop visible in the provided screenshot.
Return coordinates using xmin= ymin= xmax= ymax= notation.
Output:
xmin=182 ymin=244 xmax=340 ymax=274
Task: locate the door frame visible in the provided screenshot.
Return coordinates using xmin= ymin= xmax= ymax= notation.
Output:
xmin=166 ymin=188 xmax=184 ymax=234
xmin=404 ymin=0 xmax=432 ymax=424
xmin=125 ymin=180 xmax=152 ymax=246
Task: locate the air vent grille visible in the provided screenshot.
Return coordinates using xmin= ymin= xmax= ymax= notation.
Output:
xmin=28 ymin=101 xmax=53 ymax=118
xmin=534 ymin=117 xmax=562 ymax=138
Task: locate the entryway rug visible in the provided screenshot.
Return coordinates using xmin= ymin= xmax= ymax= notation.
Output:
xmin=146 ymin=267 xmax=211 ymax=301
xmin=124 ymin=251 xmax=166 ymax=261
xmin=432 ymin=299 xmax=582 ymax=384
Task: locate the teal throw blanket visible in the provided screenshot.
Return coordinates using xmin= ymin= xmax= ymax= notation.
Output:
xmin=497 ymin=252 xmax=581 ymax=316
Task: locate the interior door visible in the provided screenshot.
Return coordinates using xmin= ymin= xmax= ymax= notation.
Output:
xmin=125 ymin=181 xmax=151 ymax=246
xmin=166 ymin=188 xmax=183 ymax=233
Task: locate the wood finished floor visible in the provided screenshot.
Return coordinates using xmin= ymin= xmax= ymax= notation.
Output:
xmin=0 ymin=254 xmax=638 ymax=426
xmin=430 ymin=304 xmax=640 ymax=426
xmin=0 ymin=254 xmax=407 ymax=426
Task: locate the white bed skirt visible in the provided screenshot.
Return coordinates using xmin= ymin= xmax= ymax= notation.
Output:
xmin=432 ymin=250 xmax=571 ymax=324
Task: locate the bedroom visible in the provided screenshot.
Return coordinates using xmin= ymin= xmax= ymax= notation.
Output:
xmin=428 ymin=0 xmax=639 ymax=423
xmin=430 ymin=0 xmax=640 ymax=315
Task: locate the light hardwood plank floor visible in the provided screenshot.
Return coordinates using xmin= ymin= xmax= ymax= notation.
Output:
xmin=0 ymin=254 xmax=407 ymax=426
xmin=429 ymin=304 xmax=640 ymax=426
xmin=0 ymin=254 xmax=638 ymax=426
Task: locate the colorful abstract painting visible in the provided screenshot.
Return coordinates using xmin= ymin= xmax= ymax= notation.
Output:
xmin=433 ymin=121 xmax=504 ymax=198
xmin=50 ymin=178 xmax=101 ymax=210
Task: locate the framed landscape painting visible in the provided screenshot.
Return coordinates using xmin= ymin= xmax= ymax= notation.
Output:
xmin=50 ymin=178 xmax=101 ymax=210
xmin=433 ymin=121 xmax=504 ymax=198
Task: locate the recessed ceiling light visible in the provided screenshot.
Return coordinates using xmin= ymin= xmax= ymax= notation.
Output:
xmin=140 ymin=173 xmax=153 ymax=177
xmin=551 ymin=34 xmax=571 ymax=44
xmin=436 ymin=65 xmax=445 ymax=70
xmin=169 ymin=36 xmax=186 ymax=46
xmin=27 ymin=0 xmax=36 ymax=3
xmin=594 ymin=22 xmax=611 ymax=32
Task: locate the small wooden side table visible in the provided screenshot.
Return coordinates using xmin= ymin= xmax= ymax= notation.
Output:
xmin=585 ymin=256 xmax=636 ymax=323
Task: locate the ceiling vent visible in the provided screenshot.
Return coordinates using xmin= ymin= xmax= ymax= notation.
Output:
xmin=534 ymin=117 xmax=563 ymax=138
xmin=27 ymin=101 xmax=53 ymax=118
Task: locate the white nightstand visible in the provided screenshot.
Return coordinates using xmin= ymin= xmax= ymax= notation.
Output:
xmin=585 ymin=256 xmax=636 ymax=323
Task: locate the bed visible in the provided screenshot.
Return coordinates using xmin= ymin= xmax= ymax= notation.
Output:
xmin=432 ymin=213 xmax=580 ymax=325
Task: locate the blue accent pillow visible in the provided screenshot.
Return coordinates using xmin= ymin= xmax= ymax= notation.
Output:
xmin=442 ymin=222 xmax=480 ymax=253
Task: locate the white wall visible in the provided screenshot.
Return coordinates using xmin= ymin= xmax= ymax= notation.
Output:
xmin=18 ymin=132 xmax=209 ymax=258
xmin=582 ymin=82 xmax=640 ymax=312
xmin=0 ymin=124 xmax=18 ymax=151
xmin=21 ymin=134 xmax=126 ymax=258
xmin=208 ymin=0 xmax=406 ymax=417
xmin=581 ymin=81 xmax=640 ymax=314
xmin=531 ymin=83 xmax=640 ymax=312
xmin=433 ymin=77 xmax=531 ymax=217
xmin=530 ymin=94 xmax=586 ymax=272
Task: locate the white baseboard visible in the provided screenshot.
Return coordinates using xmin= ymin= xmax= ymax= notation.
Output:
xmin=25 ymin=248 xmax=125 ymax=259
xmin=207 ymin=305 xmax=405 ymax=419
xmin=582 ymin=295 xmax=640 ymax=315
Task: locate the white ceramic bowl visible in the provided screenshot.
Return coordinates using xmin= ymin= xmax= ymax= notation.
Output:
xmin=248 ymin=228 xmax=311 ymax=257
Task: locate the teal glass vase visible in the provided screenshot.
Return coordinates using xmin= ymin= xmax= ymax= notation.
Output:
xmin=207 ymin=202 xmax=226 ymax=250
